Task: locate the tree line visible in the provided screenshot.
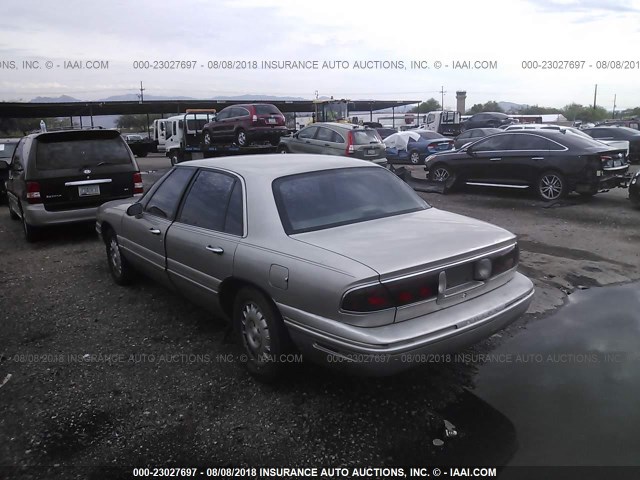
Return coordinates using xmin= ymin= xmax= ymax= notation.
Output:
xmin=410 ymin=98 xmax=640 ymax=123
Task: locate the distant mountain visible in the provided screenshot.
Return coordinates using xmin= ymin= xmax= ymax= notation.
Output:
xmin=498 ymin=101 xmax=529 ymax=113
xmin=30 ymin=95 xmax=81 ymax=103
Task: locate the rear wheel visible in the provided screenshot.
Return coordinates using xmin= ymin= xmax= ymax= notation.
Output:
xmin=234 ymin=287 xmax=290 ymax=382
xmin=409 ymin=150 xmax=420 ymax=164
xmin=20 ymin=203 xmax=37 ymax=242
xmin=537 ymin=171 xmax=566 ymax=201
xmin=105 ymin=230 xmax=133 ymax=285
xmin=278 ymin=145 xmax=289 ymax=154
xmin=169 ymin=151 xmax=181 ymax=166
xmin=9 ymin=201 xmax=19 ymax=220
xmin=235 ymin=129 xmax=248 ymax=147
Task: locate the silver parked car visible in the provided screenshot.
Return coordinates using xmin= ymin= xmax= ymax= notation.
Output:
xmin=278 ymin=122 xmax=387 ymax=166
xmin=96 ymin=155 xmax=534 ymax=381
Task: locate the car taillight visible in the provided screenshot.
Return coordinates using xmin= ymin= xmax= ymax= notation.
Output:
xmin=342 ymin=274 xmax=439 ymax=313
xmin=342 ymin=284 xmax=392 ymax=312
xmin=26 ymin=181 xmax=42 ymax=204
xmin=493 ymin=245 xmax=519 ymax=276
xmin=133 ymin=172 xmax=144 ymax=194
xmin=346 ymin=131 xmax=355 ymax=155
xmin=252 ymin=115 xmax=258 ymax=123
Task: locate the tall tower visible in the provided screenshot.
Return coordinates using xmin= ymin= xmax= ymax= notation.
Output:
xmin=456 ymin=91 xmax=467 ymax=115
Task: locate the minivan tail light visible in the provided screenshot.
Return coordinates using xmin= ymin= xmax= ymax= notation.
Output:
xmin=346 ymin=131 xmax=355 ymax=155
xmin=26 ymin=181 xmax=42 ymax=204
xmin=133 ymin=172 xmax=144 ymax=194
xmin=252 ymin=114 xmax=258 ymax=123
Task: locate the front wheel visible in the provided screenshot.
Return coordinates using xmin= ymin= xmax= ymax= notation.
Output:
xmin=234 ymin=287 xmax=290 ymax=382
xmin=169 ymin=151 xmax=181 ymax=166
xmin=235 ymin=129 xmax=248 ymax=147
xmin=429 ymin=164 xmax=452 ymax=182
xmin=278 ymin=145 xmax=289 ymax=154
xmin=537 ymin=171 xmax=566 ymax=201
xmin=105 ymin=230 xmax=133 ymax=285
xmin=409 ymin=150 xmax=420 ymax=164
xmin=202 ymin=129 xmax=212 ymax=147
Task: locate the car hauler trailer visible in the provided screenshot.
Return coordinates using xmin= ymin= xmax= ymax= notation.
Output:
xmin=165 ymin=110 xmax=277 ymax=165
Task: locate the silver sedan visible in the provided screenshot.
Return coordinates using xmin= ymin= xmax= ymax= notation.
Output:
xmin=96 ymin=155 xmax=534 ymax=381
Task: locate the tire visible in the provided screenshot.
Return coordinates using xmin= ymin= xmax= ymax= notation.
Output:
xmin=20 ymin=203 xmax=38 ymax=242
xmin=235 ymin=129 xmax=248 ymax=147
xmin=537 ymin=171 xmax=566 ymax=201
xmin=429 ymin=164 xmax=453 ymax=182
xmin=409 ymin=150 xmax=420 ymax=164
xmin=629 ymin=187 xmax=640 ymax=208
xmin=233 ymin=286 xmax=290 ymax=382
xmin=138 ymin=151 xmax=148 ymax=158
xmin=278 ymin=145 xmax=289 ymax=154
xmin=169 ymin=151 xmax=180 ymax=166
xmin=105 ymin=229 xmax=133 ymax=286
xmin=202 ymin=129 xmax=212 ymax=147
xmin=9 ymin=201 xmax=19 ymax=220
xmin=270 ymin=138 xmax=280 ymax=147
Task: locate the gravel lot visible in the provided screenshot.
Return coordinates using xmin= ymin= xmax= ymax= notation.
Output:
xmin=0 ymin=156 xmax=638 ymax=478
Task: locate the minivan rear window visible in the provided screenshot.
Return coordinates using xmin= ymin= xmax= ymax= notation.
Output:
xmin=36 ymin=137 xmax=131 ymax=170
xmin=255 ymin=105 xmax=281 ymax=115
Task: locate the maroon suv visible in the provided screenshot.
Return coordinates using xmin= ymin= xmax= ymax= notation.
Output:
xmin=201 ymin=103 xmax=288 ymax=147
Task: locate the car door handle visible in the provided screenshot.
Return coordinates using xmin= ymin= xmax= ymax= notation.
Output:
xmin=531 ymin=157 xmax=544 ymax=160
xmin=323 ymin=143 xmax=330 ymax=147
xmin=149 ymin=228 xmax=161 ymax=235
xmin=305 ymin=140 xmax=311 ymax=144
xmin=205 ymin=246 xmax=224 ymax=254
xmin=489 ymin=157 xmax=501 ymax=162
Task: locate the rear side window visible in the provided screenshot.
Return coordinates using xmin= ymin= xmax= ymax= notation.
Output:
xmin=144 ymin=168 xmax=194 ymax=219
xmin=352 ymin=130 xmax=381 ymax=145
xmin=177 ymin=170 xmax=243 ymax=235
xmin=273 ymin=167 xmax=428 ymax=234
xmin=0 ymin=141 xmax=18 ymax=159
xmin=35 ymin=137 xmax=131 ymax=170
xmin=512 ymin=135 xmax=551 ymax=150
xmin=255 ymin=104 xmax=281 ymax=115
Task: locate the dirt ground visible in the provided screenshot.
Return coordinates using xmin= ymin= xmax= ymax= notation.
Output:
xmin=0 ymin=157 xmax=638 ymax=478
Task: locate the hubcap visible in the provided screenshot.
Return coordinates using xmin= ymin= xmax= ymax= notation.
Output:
xmin=241 ymin=302 xmax=271 ymax=360
xmin=109 ymin=238 xmax=122 ymax=276
xmin=540 ymin=174 xmax=563 ymax=200
xmin=433 ymin=168 xmax=450 ymax=182
xmin=280 ymin=149 xmax=287 ymax=154
xmin=203 ymin=132 xmax=211 ymax=145
xmin=410 ymin=153 xmax=420 ymax=164
xmin=237 ymin=131 xmax=246 ymax=146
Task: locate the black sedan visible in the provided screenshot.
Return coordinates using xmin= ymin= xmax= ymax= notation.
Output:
xmin=462 ymin=112 xmax=515 ymax=131
xmin=454 ymin=128 xmax=502 ymax=150
xmin=582 ymin=126 xmax=640 ymax=163
xmin=424 ymin=130 xmax=629 ymax=201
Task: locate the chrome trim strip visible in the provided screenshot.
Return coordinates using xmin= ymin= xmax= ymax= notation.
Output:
xmin=65 ymin=179 xmax=112 ymax=186
xmin=466 ymin=182 xmax=530 ymax=189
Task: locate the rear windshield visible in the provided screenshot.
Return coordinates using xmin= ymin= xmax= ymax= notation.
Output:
xmin=418 ymin=131 xmax=445 ymax=140
xmin=255 ymin=104 xmax=281 ymax=115
xmin=273 ymin=167 xmax=428 ymax=234
xmin=36 ymin=136 xmax=132 ymax=170
xmin=0 ymin=142 xmax=18 ymax=159
xmin=353 ymin=130 xmax=381 ymax=145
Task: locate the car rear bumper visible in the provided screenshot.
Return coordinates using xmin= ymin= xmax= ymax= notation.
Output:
xmin=247 ymin=127 xmax=288 ymax=140
xmin=23 ymin=203 xmax=99 ymax=226
xmin=281 ymin=272 xmax=534 ymax=376
xmin=575 ymin=169 xmax=632 ymax=193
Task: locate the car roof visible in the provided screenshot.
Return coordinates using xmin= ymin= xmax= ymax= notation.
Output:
xmin=313 ymin=122 xmax=371 ymax=130
xmin=24 ymin=129 xmax=121 ymax=140
xmin=178 ymin=154 xmax=376 ymax=179
xmin=0 ymin=138 xmax=20 ymax=143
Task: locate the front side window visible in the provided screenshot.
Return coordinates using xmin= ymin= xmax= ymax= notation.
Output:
xmin=471 ymin=134 xmax=513 ymax=152
xmin=273 ymin=167 xmax=428 ymax=234
xmin=177 ymin=170 xmax=243 ymax=235
xmin=144 ymin=167 xmax=194 ymax=219
xmin=298 ymin=126 xmax=318 ymax=139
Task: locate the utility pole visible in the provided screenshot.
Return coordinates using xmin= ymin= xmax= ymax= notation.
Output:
xmin=593 ymin=84 xmax=597 ymax=109
xmin=612 ymin=94 xmax=617 ymax=119
xmin=138 ymin=81 xmax=145 ymax=103
xmin=440 ymin=86 xmax=446 ymax=111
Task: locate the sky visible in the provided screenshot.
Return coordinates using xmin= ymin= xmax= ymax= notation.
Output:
xmin=1 ymin=0 xmax=640 ymax=109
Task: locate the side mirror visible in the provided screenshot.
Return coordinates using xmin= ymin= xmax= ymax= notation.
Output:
xmin=126 ymin=203 xmax=143 ymax=216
